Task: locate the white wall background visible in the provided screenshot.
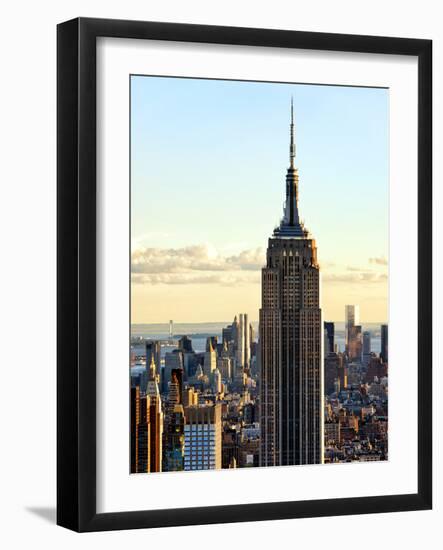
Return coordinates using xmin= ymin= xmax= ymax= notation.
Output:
xmin=0 ymin=0 xmax=440 ymax=547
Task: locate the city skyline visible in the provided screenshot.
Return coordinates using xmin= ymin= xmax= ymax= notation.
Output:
xmin=131 ymin=89 xmax=389 ymax=473
xmin=131 ymin=318 xmax=386 ymax=327
xmin=131 ymin=76 xmax=389 ymax=324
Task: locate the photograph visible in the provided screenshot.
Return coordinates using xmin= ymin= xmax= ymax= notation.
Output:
xmin=0 ymin=1 xmax=435 ymax=543
xmin=129 ymin=75 xmax=389 ymax=474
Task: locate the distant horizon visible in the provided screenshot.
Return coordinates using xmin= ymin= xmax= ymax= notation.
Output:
xmin=131 ymin=320 xmax=388 ymax=327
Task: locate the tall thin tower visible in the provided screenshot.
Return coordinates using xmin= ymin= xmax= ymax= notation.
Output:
xmin=236 ymin=313 xmax=245 ymax=369
xmin=259 ymin=100 xmax=323 ymax=467
xmin=345 ymin=305 xmax=359 ymax=347
xmin=244 ymin=313 xmax=250 ymax=369
xmin=146 ymin=356 xmax=163 ymax=472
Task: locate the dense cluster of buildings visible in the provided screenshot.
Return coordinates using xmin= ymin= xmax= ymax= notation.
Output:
xmin=130 ymin=102 xmax=388 ymax=474
xmin=131 ymin=314 xmax=260 ymax=473
xmin=324 ymin=305 xmax=388 ymax=463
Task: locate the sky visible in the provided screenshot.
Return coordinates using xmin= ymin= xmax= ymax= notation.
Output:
xmin=131 ymin=75 xmax=389 ymax=324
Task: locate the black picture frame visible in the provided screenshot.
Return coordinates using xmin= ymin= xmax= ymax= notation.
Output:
xmin=57 ymin=17 xmax=432 ymax=532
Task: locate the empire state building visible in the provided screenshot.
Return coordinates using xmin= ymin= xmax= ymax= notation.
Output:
xmin=259 ymin=101 xmax=323 ymax=467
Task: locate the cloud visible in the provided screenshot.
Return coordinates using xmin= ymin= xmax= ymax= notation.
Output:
xmin=131 ymin=245 xmax=264 ymax=285
xmin=131 ymin=246 xmax=388 ymax=287
xmin=369 ymin=256 xmax=388 ymax=266
xmin=321 ymin=261 xmax=336 ymax=269
xmin=323 ymin=272 xmax=388 ymax=284
xmin=132 ymin=272 xmax=260 ymax=286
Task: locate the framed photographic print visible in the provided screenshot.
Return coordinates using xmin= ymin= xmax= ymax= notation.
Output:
xmin=57 ymin=17 xmax=432 ymax=532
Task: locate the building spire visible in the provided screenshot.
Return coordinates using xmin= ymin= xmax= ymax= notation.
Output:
xmin=287 ymin=98 xmax=298 ymax=225
xmin=149 ymin=355 xmax=156 ymax=380
xmin=274 ymin=98 xmax=307 ymax=238
xmin=290 ymin=96 xmax=295 ymax=167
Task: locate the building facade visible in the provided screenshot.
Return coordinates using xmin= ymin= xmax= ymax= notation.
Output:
xmin=260 ymin=102 xmax=323 ymax=467
xmin=381 ymin=324 xmax=389 ymax=363
xmin=130 ymin=385 xmax=141 ymax=473
xmin=348 ymin=324 xmax=362 ymax=362
xmin=146 ymin=357 xmax=163 ymax=472
xmin=183 ymin=404 xmax=222 ymax=471
xmin=203 ymin=339 xmax=217 ymax=378
xmin=362 ymin=330 xmax=371 ymax=365
xmin=345 ymin=305 xmax=360 ymax=350
xmin=324 ymin=321 xmax=335 ymax=354
xmin=163 ymin=349 xmax=183 ymax=393
xmin=145 ymin=340 xmax=161 ymax=378
xmin=164 ymin=404 xmax=185 ymax=471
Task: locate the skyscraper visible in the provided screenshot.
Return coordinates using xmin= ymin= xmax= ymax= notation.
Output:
xmin=231 ymin=315 xmax=239 ymax=346
xmin=178 ymin=335 xmax=193 ymax=353
xmin=324 ymin=321 xmax=335 ymax=354
xmin=348 ymin=324 xmax=363 ymax=362
xmin=167 ymin=370 xmax=181 ymax=414
xmin=136 ymin=395 xmax=151 ymax=472
xmin=145 ymin=340 xmax=161 ymax=378
xmin=236 ymin=313 xmax=245 ymax=369
xmin=130 ymin=385 xmax=140 ymax=473
xmin=222 ymin=322 xmax=234 ymax=345
xmin=206 ymin=336 xmax=218 ymax=352
xmin=260 ymin=101 xmax=323 ymax=467
xmin=217 ymin=342 xmax=232 ymax=382
xmin=244 ymin=313 xmax=250 ymax=369
xmin=164 ymin=403 xmax=185 ymax=472
xmin=203 ymin=339 xmax=217 ymax=377
xmin=362 ymin=330 xmax=371 ymax=365
xmin=183 ymin=404 xmax=222 ymax=471
xmin=212 ymin=367 xmax=222 ymax=394
xmin=324 ymin=351 xmax=340 ymax=395
xmin=163 ymin=349 xmax=183 ymax=393
xmin=381 ymin=324 xmax=388 ymax=363
xmin=130 ymin=385 xmax=153 ymax=473
xmin=345 ymin=305 xmax=360 ymax=348
xmin=146 ymin=357 xmax=163 ymax=472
